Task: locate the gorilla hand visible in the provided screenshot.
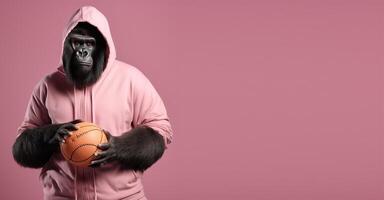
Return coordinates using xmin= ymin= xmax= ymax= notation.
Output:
xmin=89 ymin=130 xmax=118 ymax=168
xmin=46 ymin=119 xmax=82 ymax=146
xmin=89 ymin=126 xmax=165 ymax=172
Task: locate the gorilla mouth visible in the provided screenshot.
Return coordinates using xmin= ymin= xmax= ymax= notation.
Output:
xmin=77 ymin=62 xmax=92 ymax=68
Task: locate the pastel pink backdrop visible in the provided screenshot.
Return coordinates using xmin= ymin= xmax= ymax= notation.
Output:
xmin=0 ymin=0 xmax=383 ymax=199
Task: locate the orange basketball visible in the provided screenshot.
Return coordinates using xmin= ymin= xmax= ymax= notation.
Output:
xmin=60 ymin=122 xmax=108 ymax=167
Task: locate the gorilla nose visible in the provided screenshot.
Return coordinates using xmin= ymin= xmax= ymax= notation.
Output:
xmin=77 ymin=49 xmax=88 ymax=58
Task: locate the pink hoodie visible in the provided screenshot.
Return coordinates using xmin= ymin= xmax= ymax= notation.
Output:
xmin=16 ymin=6 xmax=173 ymax=200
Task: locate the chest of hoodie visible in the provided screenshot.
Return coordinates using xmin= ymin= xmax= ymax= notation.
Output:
xmin=45 ymin=67 xmax=134 ymax=136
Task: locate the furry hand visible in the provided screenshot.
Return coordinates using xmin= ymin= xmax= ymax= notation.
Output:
xmin=89 ymin=126 xmax=165 ymax=171
xmin=46 ymin=119 xmax=82 ymax=146
xmin=89 ymin=130 xmax=117 ymax=168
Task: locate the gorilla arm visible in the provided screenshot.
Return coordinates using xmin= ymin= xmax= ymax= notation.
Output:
xmin=12 ymin=121 xmax=80 ymax=168
xmin=90 ymin=126 xmax=165 ymax=172
xmin=112 ymin=126 xmax=165 ymax=171
xmin=12 ymin=124 xmax=61 ymax=168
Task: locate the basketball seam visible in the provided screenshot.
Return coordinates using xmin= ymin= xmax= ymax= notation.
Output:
xmin=73 ymin=128 xmax=101 ymax=139
xmin=68 ymin=129 xmax=105 ymax=163
xmin=61 ymin=129 xmax=98 ymax=160
xmin=67 ymin=128 xmax=100 ymax=160
xmin=69 ymin=144 xmax=98 ymax=162
xmin=77 ymin=124 xmax=99 ymax=129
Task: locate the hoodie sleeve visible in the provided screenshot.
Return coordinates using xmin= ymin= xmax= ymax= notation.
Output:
xmin=131 ymin=68 xmax=173 ymax=148
xmin=16 ymin=78 xmax=51 ymax=138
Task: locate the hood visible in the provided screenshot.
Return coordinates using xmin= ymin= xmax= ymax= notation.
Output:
xmin=57 ymin=6 xmax=116 ymax=80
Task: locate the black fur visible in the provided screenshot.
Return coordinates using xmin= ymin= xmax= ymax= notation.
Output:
xmin=12 ymin=124 xmax=61 ymax=168
xmin=62 ymin=22 xmax=108 ymax=89
xmin=115 ymin=126 xmax=165 ymax=172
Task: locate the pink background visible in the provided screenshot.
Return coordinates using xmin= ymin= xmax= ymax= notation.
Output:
xmin=0 ymin=0 xmax=383 ymax=199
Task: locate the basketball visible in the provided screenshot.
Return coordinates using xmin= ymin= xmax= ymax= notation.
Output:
xmin=60 ymin=122 xmax=108 ymax=167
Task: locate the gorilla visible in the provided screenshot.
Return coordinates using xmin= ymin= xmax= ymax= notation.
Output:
xmin=62 ymin=22 xmax=107 ymax=89
xmin=12 ymin=22 xmax=166 ymax=171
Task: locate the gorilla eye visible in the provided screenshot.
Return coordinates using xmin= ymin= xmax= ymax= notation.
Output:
xmin=86 ymin=42 xmax=92 ymax=46
xmin=74 ymin=41 xmax=80 ymax=47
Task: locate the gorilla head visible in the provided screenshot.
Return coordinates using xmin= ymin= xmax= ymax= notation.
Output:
xmin=62 ymin=22 xmax=108 ymax=89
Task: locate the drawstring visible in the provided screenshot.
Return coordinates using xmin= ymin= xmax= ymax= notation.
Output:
xmin=73 ymin=86 xmax=78 ymax=200
xmin=91 ymin=85 xmax=95 ymax=129
xmin=74 ymin=167 xmax=97 ymax=200
xmin=93 ymin=168 xmax=98 ymax=200
xmin=74 ymin=167 xmax=78 ymax=200
xmin=73 ymin=79 xmax=98 ymax=199
xmin=91 ymin=86 xmax=98 ymax=199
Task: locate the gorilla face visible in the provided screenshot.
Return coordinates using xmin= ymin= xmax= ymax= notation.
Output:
xmin=70 ymin=33 xmax=95 ymax=72
xmin=62 ymin=22 xmax=108 ymax=89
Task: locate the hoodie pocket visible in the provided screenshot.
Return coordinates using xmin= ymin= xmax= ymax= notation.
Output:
xmin=41 ymin=172 xmax=74 ymax=198
xmin=97 ymin=166 xmax=140 ymax=192
xmin=114 ymin=170 xmax=140 ymax=191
